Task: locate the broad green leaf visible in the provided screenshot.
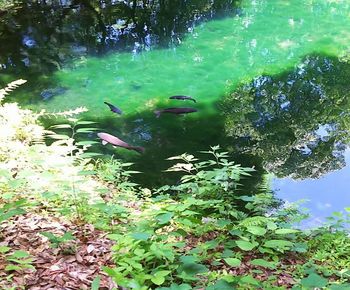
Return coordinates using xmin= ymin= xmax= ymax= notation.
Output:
xmin=91 ymin=276 xmax=101 ymax=290
xmin=240 ymin=275 xmax=260 ymax=286
xmin=154 ymin=270 xmax=171 ymax=277
xmin=179 ymin=256 xmax=198 ymax=264
xmin=224 ymin=258 xmax=241 ymax=267
xmin=217 ymin=219 xmax=231 ymax=227
xmin=250 ymin=259 xmax=276 ymax=269
xmin=156 ymin=212 xmax=174 ymax=224
xmin=152 ymin=275 xmax=166 ymax=286
xmin=263 ymin=240 xmax=293 ymax=250
xmin=10 ymin=250 xmax=30 ymax=258
xmin=131 ymin=232 xmax=151 ymax=241
xmin=134 ymin=248 xmax=145 ymax=256
xmin=300 ymin=273 xmax=328 ymax=288
xmin=246 ymin=226 xmax=267 ymax=236
xmin=179 ymin=263 xmax=208 ymax=275
xmin=5 ymin=265 xmax=22 ymax=271
xmin=275 ymin=229 xmax=299 ymax=234
xmin=236 ymin=240 xmax=258 ymax=251
xmin=0 ymin=246 xmax=10 ymax=254
xmin=267 ymin=221 xmax=277 ymax=230
xmin=221 ymin=249 xmax=234 ymax=258
xmin=152 ymin=271 xmax=171 ymax=286
xmin=293 ymin=242 xmax=308 ymax=253
xmin=102 ymin=267 xmax=129 ymax=286
xmin=0 ymin=208 xmax=26 ymax=223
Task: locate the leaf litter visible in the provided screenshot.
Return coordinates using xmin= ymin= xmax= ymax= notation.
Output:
xmin=0 ymin=213 xmax=117 ymax=289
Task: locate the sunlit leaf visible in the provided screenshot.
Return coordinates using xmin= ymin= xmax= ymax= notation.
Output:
xmin=246 ymin=226 xmax=267 ymax=236
xmin=235 ymin=240 xmax=258 ymax=251
xmin=263 ymin=240 xmax=293 ymax=251
xmin=250 ymin=258 xmax=276 ymax=269
xmin=49 ymin=124 xmax=72 ymax=129
xmin=76 ymin=121 xmax=97 ymax=125
xmin=47 ymin=134 xmax=70 ymax=140
xmin=224 ymin=258 xmax=241 ymax=267
xmin=91 ymin=276 xmax=101 ymax=290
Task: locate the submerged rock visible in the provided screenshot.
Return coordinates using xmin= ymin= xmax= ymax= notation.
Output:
xmin=40 ymin=87 xmax=68 ymax=100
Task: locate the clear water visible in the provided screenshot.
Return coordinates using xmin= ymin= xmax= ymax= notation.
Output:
xmin=3 ymin=0 xmax=350 ymax=224
xmin=20 ymin=0 xmax=350 ymax=113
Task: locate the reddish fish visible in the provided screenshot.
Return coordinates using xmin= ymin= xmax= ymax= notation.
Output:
xmin=154 ymin=107 xmax=198 ymax=118
xmin=97 ymin=132 xmax=145 ymax=154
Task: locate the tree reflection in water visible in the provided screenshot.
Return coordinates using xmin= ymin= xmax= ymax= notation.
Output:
xmin=221 ymin=55 xmax=350 ymax=179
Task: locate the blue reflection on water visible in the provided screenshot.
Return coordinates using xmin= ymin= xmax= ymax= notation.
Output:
xmin=273 ymin=148 xmax=350 ymax=228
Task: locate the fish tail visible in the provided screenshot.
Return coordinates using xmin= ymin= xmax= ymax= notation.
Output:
xmin=192 ymin=99 xmax=197 ymax=103
xmin=154 ymin=110 xmax=161 ymax=118
xmin=133 ymin=146 xmax=145 ymax=154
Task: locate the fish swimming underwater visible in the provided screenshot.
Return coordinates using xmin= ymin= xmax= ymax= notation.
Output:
xmin=154 ymin=107 xmax=198 ymax=118
xmin=97 ymin=132 xmax=145 ymax=154
xmin=104 ymin=101 xmax=122 ymax=114
xmin=169 ymin=95 xmax=196 ymax=103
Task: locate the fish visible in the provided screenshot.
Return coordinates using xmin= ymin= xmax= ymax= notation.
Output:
xmin=41 ymin=87 xmax=68 ymax=100
xmin=97 ymin=132 xmax=145 ymax=154
xmin=154 ymin=107 xmax=198 ymax=118
xmin=104 ymin=101 xmax=122 ymax=115
xmin=169 ymin=95 xmax=196 ymax=103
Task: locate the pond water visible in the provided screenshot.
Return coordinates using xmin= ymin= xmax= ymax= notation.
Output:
xmin=1 ymin=0 xmax=350 ymax=225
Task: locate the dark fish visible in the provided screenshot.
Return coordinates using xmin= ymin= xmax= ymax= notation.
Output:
xmin=41 ymin=87 xmax=67 ymax=100
xmin=97 ymin=132 xmax=145 ymax=154
xmin=169 ymin=95 xmax=196 ymax=103
xmin=104 ymin=101 xmax=122 ymax=115
xmin=154 ymin=107 xmax=198 ymax=118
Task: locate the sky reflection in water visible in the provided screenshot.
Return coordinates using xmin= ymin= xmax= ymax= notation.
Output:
xmin=274 ymin=149 xmax=350 ymax=227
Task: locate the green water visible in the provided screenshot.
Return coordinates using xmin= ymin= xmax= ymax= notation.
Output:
xmin=30 ymin=0 xmax=350 ymax=115
xmin=6 ymin=0 xmax=350 ymax=187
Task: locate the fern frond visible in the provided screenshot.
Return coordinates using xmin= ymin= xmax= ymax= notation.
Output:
xmin=40 ymin=107 xmax=89 ymax=118
xmin=0 ymin=79 xmax=27 ymax=103
xmin=238 ymin=216 xmax=269 ymax=227
xmin=257 ymin=174 xmax=273 ymax=194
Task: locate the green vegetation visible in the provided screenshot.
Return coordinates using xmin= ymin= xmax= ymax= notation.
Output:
xmin=0 ymin=82 xmax=349 ymax=289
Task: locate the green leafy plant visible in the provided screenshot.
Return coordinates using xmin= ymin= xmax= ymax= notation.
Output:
xmin=4 ymin=250 xmax=35 ymax=272
xmin=40 ymin=231 xmax=76 ymax=252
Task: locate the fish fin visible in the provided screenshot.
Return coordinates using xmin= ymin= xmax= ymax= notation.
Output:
xmin=102 ymin=140 xmax=108 ymax=145
xmin=192 ymin=99 xmax=197 ymax=103
xmin=154 ymin=110 xmax=161 ymax=118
